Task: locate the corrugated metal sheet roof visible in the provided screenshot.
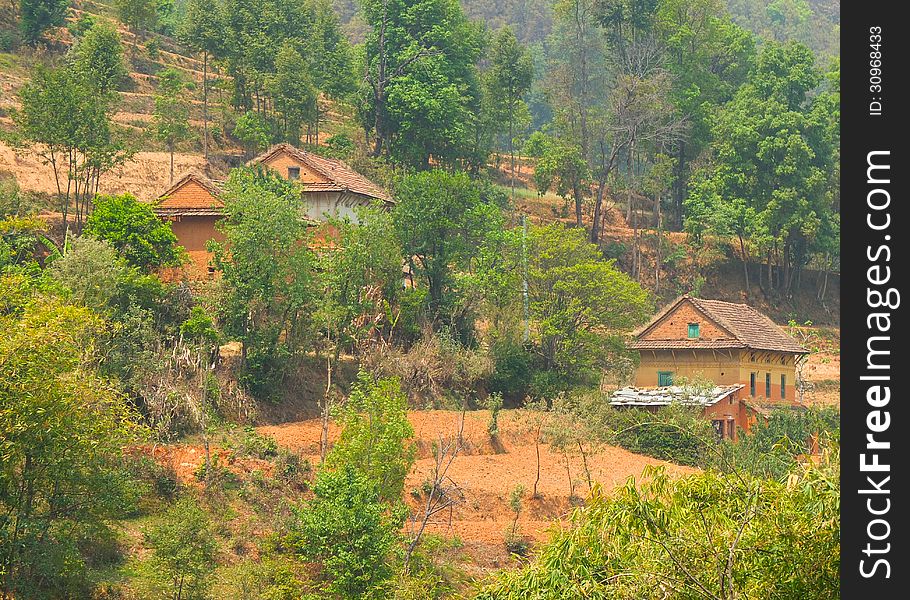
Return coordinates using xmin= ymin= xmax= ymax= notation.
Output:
xmin=610 ymin=384 xmax=744 ymax=407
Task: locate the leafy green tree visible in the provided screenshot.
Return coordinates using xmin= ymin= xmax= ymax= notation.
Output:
xmin=153 ymin=68 xmax=193 ymax=183
xmin=324 ymin=371 xmax=415 ymax=502
xmin=50 ymin=236 xmax=129 ymax=312
xmin=359 ymin=0 xmax=486 ymax=167
xmin=84 ymin=193 xmax=184 ymax=271
xmin=10 ymin=65 xmax=130 ymax=234
xmin=209 ymin=168 xmax=316 ymax=396
xmin=233 ymin=110 xmax=272 ymax=157
xmin=476 ymin=446 xmax=840 ymax=599
xmin=485 ymin=26 xmax=534 ymax=197
xmin=505 ymin=223 xmax=650 ymax=385
xmin=533 ymin=139 xmax=590 ymax=227
xmin=1 ymin=275 xmax=141 ymax=598
xmin=69 ymin=20 xmax=127 ymax=95
xmin=19 ymin=0 xmax=70 ymax=45
xmin=114 ymin=0 xmax=158 ymax=38
xmin=288 ymin=465 xmax=402 ymax=600
xmin=144 ymin=497 xmax=217 ymax=600
xmin=393 ymin=170 xmax=503 ymax=329
xmin=178 ymin=0 xmax=226 ymax=159
xmin=269 ymin=42 xmax=318 ymax=145
xmin=684 ymin=41 xmax=836 ymax=294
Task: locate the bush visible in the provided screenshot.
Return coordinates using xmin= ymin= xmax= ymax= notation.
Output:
xmin=488 ymin=340 xmax=532 ymax=401
xmin=233 ymin=426 xmax=279 ymax=460
xmin=144 ymin=497 xmax=217 ymax=600
xmin=607 ymin=405 xmax=713 ymax=467
xmin=273 ymin=448 xmax=311 ymax=488
xmin=287 ymin=466 xmax=401 ymax=600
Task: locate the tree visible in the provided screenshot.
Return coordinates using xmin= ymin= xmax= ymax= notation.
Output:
xmin=288 ymin=465 xmax=402 ymax=600
xmin=144 ymin=497 xmax=217 ymax=600
xmin=114 ymin=0 xmax=157 ymax=38
xmin=323 ymin=371 xmax=415 ymax=502
xmin=69 ymin=20 xmax=127 ymax=95
xmin=684 ymin=41 xmax=836 ymax=294
xmin=359 ymin=0 xmax=486 ymax=167
xmin=1 ymin=275 xmax=140 ymax=598
xmin=485 ymin=27 xmax=534 ymax=198
xmin=209 ymin=168 xmax=316 ymax=396
xmin=512 ymin=223 xmax=650 ymax=384
xmin=19 ymin=0 xmax=70 ymax=45
xmin=233 ymin=111 xmax=272 ymax=157
xmin=153 ymin=68 xmax=193 ymax=183
xmin=84 ymin=193 xmax=184 ymax=271
xmin=477 ymin=445 xmax=840 ymax=599
xmin=10 ymin=65 xmax=130 ymax=234
xmin=178 ymin=0 xmax=226 ymax=159
xmin=393 ymin=170 xmax=503 ymax=328
xmin=50 ymin=236 xmax=129 ymax=313
xmin=268 ymin=42 xmax=318 ymax=145
xmin=534 ymin=139 xmax=590 ymax=227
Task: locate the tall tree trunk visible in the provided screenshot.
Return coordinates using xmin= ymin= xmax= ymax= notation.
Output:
xmin=202 ymin=51 xmax=209 ymax=161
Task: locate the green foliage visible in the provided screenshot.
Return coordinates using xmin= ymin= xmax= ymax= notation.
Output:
xmin=359 ymin=0 xmax=486 ymax=167
xmin=713 ymin=407 xmax=840 ymax=479
xmin=487 ymin=339 xmax=533 ymax=401
xmin=209 ymin=168 xmax=317 ymax=396
xmin=19 ymin=0 xmax=70 ymax=45
xmin=485 ymin=393 xmax=504 ymax=438
xmin=69 ymin=20 xmax=127 ymax=94
xmin=288 ymin=465 xmax=403 ymax=600
xmin=518 ymin=224 xmax=650 ymax=384
xmin=393 ymin=170 xmax=503 ymax=330
xmin=269 ymin=42 xmax=318 ymax=144
xmin=607 ymin=404 xmax=714 ymax=467
xmin=324 ymin=371 xmax=415 ymax=503
xmin=50 ymin=236 xmax=129 ymax=313
xmin=154 ymin=67 xmax=193 ymax=171
xmin=233 ymin=426 xmax=279 ymax=460
xmin=144 ymin=497 xmax=218 ymax=600
xmin=233 ymin=111 xmax=272 ymax=155
xmin=684 ymin=40 xmax=838 ymax=293
xmin=84 ymin=193 xmax=184 ymax=271
xmin=114 ymin=0 xmax=158 ymax=34
xmin=1 ymin=277 xmax=141 ymax=598
xmin=477 ymin=447 xmax=840 ymax=599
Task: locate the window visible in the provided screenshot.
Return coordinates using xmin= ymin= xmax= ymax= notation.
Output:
xmin=727 ymin=420 xmax=735 ymax=439
xmin=712 ymin=420 xmax=725 ymax=440
xmin=287 ymin=166 xmax=301 ymax=180
xmin=781 ymin=374 xmax=787 ymax=399
xmin=658 ymin=371 xmax=674 ymax=387
xmin=765 ymin=373 xmax=771 ymax=398
xmin=687 ymin=323 xmax=700 ymax=338
xmin=750 ymin=372 xmax=756 ymax=397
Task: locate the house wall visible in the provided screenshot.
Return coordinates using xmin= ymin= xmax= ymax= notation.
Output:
xmin=635 ymin=350 xmax=742 ymax=387
xmin=262 ymin=153 xmax=329 ymax=183
xmin=158 ymin=179 xmax=220 ymax=210
xmin=303 ymin=191 xmax=372 ymax=222
xmin=164 ymin=215 xmax=225 ymax=278
xmin=639 ymin=301 xmax=728 ymax=340
xmin=634 ymin=349 xmax=799 ymax=402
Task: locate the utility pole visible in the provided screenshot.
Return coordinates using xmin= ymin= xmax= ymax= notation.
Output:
xmin=522 ymin=213 xmax=529 ymax=343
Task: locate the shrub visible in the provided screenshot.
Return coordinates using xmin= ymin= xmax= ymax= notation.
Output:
xmin=144 ymin=497 xmax=217 ymax=600
xmin=287 ymin=466 xmax=401 ymax=600
xmin=488 ymin=340 xmax=532 ymax=401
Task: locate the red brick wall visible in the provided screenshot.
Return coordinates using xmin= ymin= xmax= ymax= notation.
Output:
xmin=640 ymin=300 xmax=729 ymax=340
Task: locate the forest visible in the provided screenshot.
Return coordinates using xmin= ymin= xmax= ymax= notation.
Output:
xmin=1 ymin=0 xmax=840 ymax=598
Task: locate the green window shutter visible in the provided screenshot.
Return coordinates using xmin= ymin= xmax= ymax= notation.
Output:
xmin=658 ymin=371 xmax=674 ymax=386
xmin=781 ymin=374 xmax=787 ymax=399
xmin=687 ymin=323 xmax=700 ymax=338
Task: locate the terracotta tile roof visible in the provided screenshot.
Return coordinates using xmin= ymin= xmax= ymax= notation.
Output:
xmin=633 ymin=295 xmax=808 ymax=354
xmin=249 ymin=143 xmax=392 ymax=202
xmin=154 ymin=172 xmax=224 ymax=214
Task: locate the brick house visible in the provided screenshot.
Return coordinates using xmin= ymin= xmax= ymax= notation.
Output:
xmin=617 ymin=295 xmax=809 ymax=440
xmin=153 ymin=144 xmax=391 ymax=277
